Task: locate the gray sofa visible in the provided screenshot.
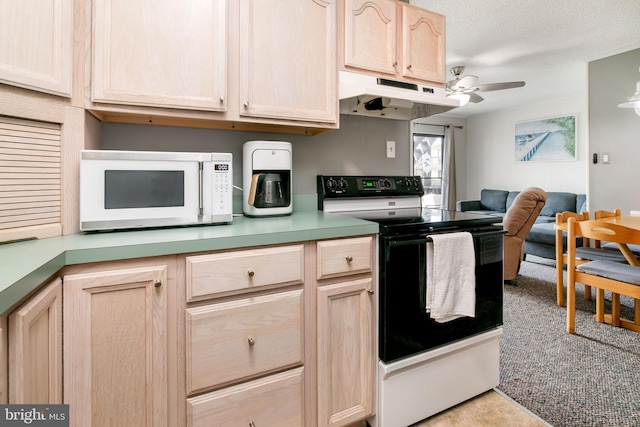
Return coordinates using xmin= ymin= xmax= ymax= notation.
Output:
xmin=456 ymin=189 xmax=587 ymax=260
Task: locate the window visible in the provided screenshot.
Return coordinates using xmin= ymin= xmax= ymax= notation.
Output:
xmin=413 ymin=133 xmax=443 ymax=208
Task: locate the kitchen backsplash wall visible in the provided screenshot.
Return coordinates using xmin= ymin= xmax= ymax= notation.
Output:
xmin=101 ymin=115 xmax=414 ymax=196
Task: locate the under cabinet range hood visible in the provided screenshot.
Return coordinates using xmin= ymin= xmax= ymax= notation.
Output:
xmin=339 ymin=71 xmax=460 ymax=120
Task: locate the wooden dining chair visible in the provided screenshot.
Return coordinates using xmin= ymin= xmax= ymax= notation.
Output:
xmin=593 ymin=208 xmax=621 ymax=248
xmin=566 ymin=218 xmax=640 ymax=334
xmin=557 ymin=209 xmax=628 ymax=307
xmin=555 ymin=211 xmax=589 ymax=307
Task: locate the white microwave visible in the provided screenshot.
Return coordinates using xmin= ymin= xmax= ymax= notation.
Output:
xmin=80 ymin=150 xmax=233 ymax=231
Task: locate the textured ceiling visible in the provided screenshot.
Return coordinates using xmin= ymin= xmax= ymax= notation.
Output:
xmin=411 ymin=0 xmax=640 ymax=117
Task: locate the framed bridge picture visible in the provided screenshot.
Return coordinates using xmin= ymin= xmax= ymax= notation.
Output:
xmin=515 ymin=114 xmax=576 ymax=162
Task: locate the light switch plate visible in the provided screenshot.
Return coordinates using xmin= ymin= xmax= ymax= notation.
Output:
xmin=386 ymin=141 xmax=396 ymax=158
xmin=602 ymin=153 xmax=610 ymax=164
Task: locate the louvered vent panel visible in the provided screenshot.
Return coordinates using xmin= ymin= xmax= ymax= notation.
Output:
xmin=0 ymin=116 xmax=61 ymax=237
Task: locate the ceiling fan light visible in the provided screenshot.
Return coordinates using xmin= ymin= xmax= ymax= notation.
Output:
xmin=448 ymin=93 xmax=470 ymax=106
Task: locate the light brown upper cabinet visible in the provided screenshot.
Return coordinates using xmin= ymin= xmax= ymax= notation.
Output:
xmin=91 ymin=0 xmax=227 ymax=111
xmin=341 ymin=0 xmax=446 ymax=85
xmin=0 ymin=0 xmax=73 ymax=97
xmin=239 ymin=0 xmax=338 ymax=124
xmin=90 ymin=0 xmax=338 ymax=134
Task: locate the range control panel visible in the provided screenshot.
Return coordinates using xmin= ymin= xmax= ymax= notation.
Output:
xmin=317 ymin=175 xmax=424 ymax=208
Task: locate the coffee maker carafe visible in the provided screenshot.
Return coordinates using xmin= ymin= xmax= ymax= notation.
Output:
xmin=243 ymin=141 xmax=292 ymax=217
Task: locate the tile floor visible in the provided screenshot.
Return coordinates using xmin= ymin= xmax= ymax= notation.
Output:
xmin=409 ymin=389 xmax=550 ymax=427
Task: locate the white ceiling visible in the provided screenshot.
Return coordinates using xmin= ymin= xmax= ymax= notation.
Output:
xmin=411 ymin=0 xmax=640 ymax=117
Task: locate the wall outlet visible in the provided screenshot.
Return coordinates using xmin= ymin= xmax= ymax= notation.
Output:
xmin=602 ymin=152 xmax=610 ymax=164
xmin=386 ymin=140 xmax=396 ymax=158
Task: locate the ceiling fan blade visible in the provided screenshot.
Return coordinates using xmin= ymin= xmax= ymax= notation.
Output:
xmin=452 ymin=75 xmax=478 ymax=90
xmin=469 ymin=93 xmax=484 ymax=103
xmin=475 ymin=81 xmax=525 ymax=92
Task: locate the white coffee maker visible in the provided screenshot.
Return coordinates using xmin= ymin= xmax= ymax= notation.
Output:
xmin=243 ymin=141 xmax=292 ymax=217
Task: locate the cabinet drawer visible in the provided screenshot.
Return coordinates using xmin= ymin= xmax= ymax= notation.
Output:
xmin=187 ymin=367 xmax=303 ymax=427
xmin=186 ymin=244 xmax=304 ymax=301
xmin=317 ymin=236 xmax=373 ymax=280
xmin=186 ymin=289 xmax=303 ymax=394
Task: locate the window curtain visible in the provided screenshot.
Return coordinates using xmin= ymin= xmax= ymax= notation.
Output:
xmin=441 ymin=126 xmax=457 ymax=210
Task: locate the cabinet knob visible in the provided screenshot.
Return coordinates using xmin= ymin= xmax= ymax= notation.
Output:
xmin=249 ymin=421 xmax=256 ymax=427
xmin=247 ymin=269 xmax=255 ymax=277
xmin=406 ymin=64 xmax=412 ymax=70
xmin=345 ymin=255 xmax=353 ymax=263
xmin=248 ymin=336 xmax=256 ymax=346
xmin=154 ymin=280 xmax=161 ymax=288
xmin=367 ymin=288 xmax=374 ymax=295
xmin=244 ymin=101 xmax=249 ymax=108
xmin=219 ymin=96 xmax=225 ymax=103
xmin=392 ymin=61 xmax=398 ymax=67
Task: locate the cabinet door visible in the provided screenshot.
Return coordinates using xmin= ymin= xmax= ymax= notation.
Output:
xmin=8 ymin=278 xmax=62 ymax=404
xmin=317 ymin=278 xmax=375 ymax=427
xmin=92 ymin=0 xmax=227 ymax=111
xmin=400 ymin=3 xmax=446 ymax=83
xmin=0 ymin=0 xmax=73 ymax=97
xmin=239 ymin=0 xmax=337 ymax=123
xmin=64 ymin=265 xmax=168 ymax=427
xmin=342 ymin=0 xmax=397 ymax=75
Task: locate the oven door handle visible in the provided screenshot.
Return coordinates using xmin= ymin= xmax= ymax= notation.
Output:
xmin=386 ymin=229 xmax=505 ymax=247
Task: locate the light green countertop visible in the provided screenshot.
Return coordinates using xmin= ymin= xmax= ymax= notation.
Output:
xmin=0 ymin=209 xmax=378 ymax=314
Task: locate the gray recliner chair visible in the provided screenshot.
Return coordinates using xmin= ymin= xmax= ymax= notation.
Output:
xmin=503 ymin=187 xmax=547 ymax=282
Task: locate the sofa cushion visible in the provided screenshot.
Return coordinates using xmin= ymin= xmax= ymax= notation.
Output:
xmin=464 ymin=210 xmax=505 ymax=218
xmin=576 ymin=194 xmax=587 ymax=213
xmin=506 ymin=191 xmax=520 ymax=211
xmin=534 ymin=216 xmax=555 ymax=224
xmin=528 ymin=222 xmax=584 ymax=248
xmin=540 ymin=192 xmax=577 ymax=217
xmin=480 ymin=189 xmax=509 ymax=212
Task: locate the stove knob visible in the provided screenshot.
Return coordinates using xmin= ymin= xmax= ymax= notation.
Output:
xmin=326 ymin=178 xmax=337 ymax=191
xmin=382 ymin=179 xmax=392 ymax=188
xmin=338 ymin=178 xmax=348 ymax=191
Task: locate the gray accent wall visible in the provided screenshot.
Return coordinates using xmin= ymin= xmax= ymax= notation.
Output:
xmin=589 ymin=48 xmax=640 ymax=215
xmin=101 ymin=115 xmax=416 ymax=198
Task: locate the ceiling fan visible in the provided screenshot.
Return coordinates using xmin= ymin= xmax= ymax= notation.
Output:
xmin=446 ymin=66 xmax=525 ymax=105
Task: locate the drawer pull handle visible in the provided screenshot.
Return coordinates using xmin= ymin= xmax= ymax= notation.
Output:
xmin=367 ymin=288 xmax=374 ymax=295
xmin=154 ymin=280 xmax=161 ymax=288
xmin=247 ymin=269 xmax=255 ymax=277
xmin=249 ymin=421 xmax=256 ymax=427
xmin=345 ymin=256 xmax=353 ymax=262
xmin=248 ymin=336 xmax=256 ymax=346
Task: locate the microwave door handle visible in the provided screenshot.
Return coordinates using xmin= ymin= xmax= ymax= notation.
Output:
xmin=198 ymin=162 xmax=204 ymax=217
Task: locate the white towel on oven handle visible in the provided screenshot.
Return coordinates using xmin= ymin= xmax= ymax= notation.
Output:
xmin=426 ymin=231 xmax=476 ymax=323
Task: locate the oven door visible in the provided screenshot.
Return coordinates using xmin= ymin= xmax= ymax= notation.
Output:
xmin=379 ymin=227 xmax=504 ymax=363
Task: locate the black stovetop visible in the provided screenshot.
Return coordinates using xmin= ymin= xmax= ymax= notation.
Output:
xmin=367 ymin=208 xmax=502 ymax=236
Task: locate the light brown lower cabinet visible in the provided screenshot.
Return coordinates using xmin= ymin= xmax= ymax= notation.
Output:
xmin=2 ymin=235 xmax=376 ymax=426
xmin=315 ymin=237 xmax=376 ymax=427
xmin=317 ymin=278 xmax=375 ymax=427
xmin=8 ymin=277 xmax=63 ymax=404
xmin=63 ymin=261 xmax=171 ymax=427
